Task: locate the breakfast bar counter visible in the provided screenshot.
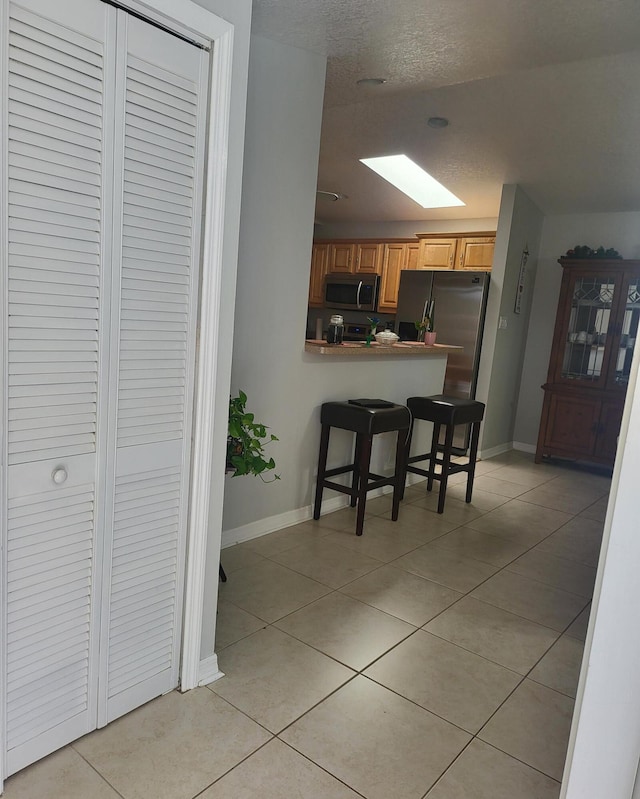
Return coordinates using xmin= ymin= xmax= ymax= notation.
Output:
xmin=305 ymin=340 xmax=462 ymax=357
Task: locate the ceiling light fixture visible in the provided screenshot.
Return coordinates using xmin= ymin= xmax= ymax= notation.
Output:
xmin=427 ymin=116 xmax=449 ymax=129
xmin=356 ymin=77 xmax=386 ymax=87
xmin=360 ymin=154 xmax=464 ymax=208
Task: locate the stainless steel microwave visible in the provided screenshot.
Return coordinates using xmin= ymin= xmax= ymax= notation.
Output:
xmin=324 ymin=273 xmax=379 ymax=312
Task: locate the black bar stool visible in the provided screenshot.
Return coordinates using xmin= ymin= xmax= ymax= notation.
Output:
xmin=405 ymin=395 xmax=485 ymax=513
xmin=313 ymin=400 xmax=411 ymax=536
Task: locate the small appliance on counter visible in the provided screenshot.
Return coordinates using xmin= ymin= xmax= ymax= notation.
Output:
xmin=326 ymin=315 xmax=344 ymax=344
xmin=306 ymin=311 xmax=395 ymax=342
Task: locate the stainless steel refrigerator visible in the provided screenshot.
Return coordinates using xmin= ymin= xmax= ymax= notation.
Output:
xmin=395 ymin=269 xmax=490 ymax=449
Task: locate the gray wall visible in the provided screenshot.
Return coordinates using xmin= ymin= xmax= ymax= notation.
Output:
xmin=316 ymin=218 xmax=498 ymax=239
xmin=222 ymin=34 xmax=326 ymax=536
xmin=475 ymin=185 xmax=543 ymax=453
xmin=222 ymin=35 xmax=447 ymax=543
xmin=513 ymin=210 xmax=640 ymax=448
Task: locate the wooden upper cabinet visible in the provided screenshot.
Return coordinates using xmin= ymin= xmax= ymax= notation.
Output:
xmin=326 ymin=242 xmax=382 ymax=274
xmin=417 ymin=238 xmax=457 ymax=270
xmin=457 ymin=237 xmax=495 ymax=270
xmin=354 ymin=243 xmax=383 ymax=274
xmin=308 ymin=243 xmax=329 ymax=307
xmin=378 ymin=244 xmax=405 ymax=312
xmin=310 ymin=234 xmax=493 ymax=309
xmin=328 ymin=242 xmax=355 ymax=273
xmin=378 ymin=243 xmax=419 ymax=312
xmin=405 ymin=242 xmax=420 ymax=271
xmin=416 ymin=232 xmax=496 ymax=271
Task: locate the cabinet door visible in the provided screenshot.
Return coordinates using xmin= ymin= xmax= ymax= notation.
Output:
xmin=354 ymin=243 xmax=382 ymax=274
xmin=404 ymin=243 xmax=420 ymax=271
xmin=308 ymin=244 xmax=329 ymax=306
xmin=378 ymin=244 xmax=406 ymax=312
xmin=417 ymin=238 xmax=457 ymax=270
xmin=457 ymin=237 xmax=495 ymax=270
xmin=604 ymin=270 xmax=640 ymax=391
xmin=594 ymin=401 xmax=624 ymax=463
xmin=553 ymin=268 xmax=624 ymax=390
xmin=328 ymin=242 xmax=355 ymax=273
xmin=543 ymin=393 xmax=601 ymax=458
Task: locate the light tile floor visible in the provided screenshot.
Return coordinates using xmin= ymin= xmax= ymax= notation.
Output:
xmin=3 ymin=451 xmax=610 ymax=799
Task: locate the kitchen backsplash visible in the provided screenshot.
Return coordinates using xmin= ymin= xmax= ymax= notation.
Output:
xmin=306 ymin=306 xmax=396 ymax=339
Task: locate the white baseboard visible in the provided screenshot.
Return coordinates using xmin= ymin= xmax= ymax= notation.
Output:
xmin=198 ymin=654 xmax=224 ymax=686
xmin=221 ymin=495 xmax=345 ymax=548
xmin=221 ymin=475 xmax=428 ymax=549
xmin=512 ymin=441 xmax=536 ymax=454
xmin=479 ymin=441 xmax=513 ymax=460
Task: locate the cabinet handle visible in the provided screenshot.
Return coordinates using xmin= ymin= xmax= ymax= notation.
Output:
xmin=52 ymin=467 xmax=68 ymax=485
xmin=449 ymin=254 xmax=453 ymax=266
xmin=459 ymin=253 xmax=463 ymax=266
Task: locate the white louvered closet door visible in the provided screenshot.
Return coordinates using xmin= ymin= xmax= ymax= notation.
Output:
xmin=99 ymin=13 xmax=207 ymax=725
xmin=2 ymin=0 xmax=208 ymax=776
xmin=3 ymin=0 xmax=111 ymax=775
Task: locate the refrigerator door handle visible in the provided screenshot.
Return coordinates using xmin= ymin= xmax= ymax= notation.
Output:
xmin=421 ymin=296 xmax=430 ymax=322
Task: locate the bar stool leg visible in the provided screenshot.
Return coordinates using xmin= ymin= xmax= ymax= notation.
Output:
xmin=399 ymin=420 xmax=414 ymax=500
xmin=437 ymin=422 xmax=456 ymax=514
xmin=355 ymin=434 xmax=372 ymax=536
xmin=427 ymin=422 xmax=441 ymax=493
xmin=466 ymin=419 xmax=482 ymax=503
xmin=391 ymin=428 xmax=407 ymax=521
xmin=313 ymin=424 xmax=330 ymax=520
xmin=351 ymin=434 xmax=362 ymax=507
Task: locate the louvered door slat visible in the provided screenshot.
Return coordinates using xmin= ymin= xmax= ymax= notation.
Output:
xmin=10 ymin=8 xmax=103 ymax=65
xmin=10 ymin=583 xmax=90 ymax=620
xmin=9 ymin=191 xmax=101 ymax=219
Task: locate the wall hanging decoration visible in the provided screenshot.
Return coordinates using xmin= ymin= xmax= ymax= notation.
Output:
xmin=514 ymin=246 xmax=529 ymax=314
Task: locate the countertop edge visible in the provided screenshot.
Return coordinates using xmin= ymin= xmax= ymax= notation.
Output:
xmin=304 ymin=340 xmax=462 ymax=357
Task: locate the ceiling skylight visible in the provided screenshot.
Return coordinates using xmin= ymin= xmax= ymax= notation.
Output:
xmin=360 ymin=154 xmax=465 ymax=208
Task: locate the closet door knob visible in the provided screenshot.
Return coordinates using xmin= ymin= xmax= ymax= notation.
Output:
xmin=52 ymin=468 xmax=68 ymax=485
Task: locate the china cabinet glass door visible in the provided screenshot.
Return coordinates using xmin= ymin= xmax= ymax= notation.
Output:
xmin=605 ymin=271 xmax=640 ymax=389
xmin=558 ymin=270 xmax=620 ymax=388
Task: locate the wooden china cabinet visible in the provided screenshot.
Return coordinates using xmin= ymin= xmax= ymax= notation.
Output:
xmin=535 ymin=258 xmax=640 ymax=467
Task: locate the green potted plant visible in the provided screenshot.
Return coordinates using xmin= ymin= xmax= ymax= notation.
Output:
xmin=226 ymin=390 xmax=280 ymax=482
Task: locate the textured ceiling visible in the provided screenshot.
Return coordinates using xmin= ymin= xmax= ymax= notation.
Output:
xmin=251 ymin=0 xmax=640 ymax=224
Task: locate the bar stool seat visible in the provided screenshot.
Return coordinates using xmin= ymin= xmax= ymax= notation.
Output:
xmin=406 ymin=395 xmax=485 ymax=513
xmin=313 ymin=400 xmax=411 ymax=536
